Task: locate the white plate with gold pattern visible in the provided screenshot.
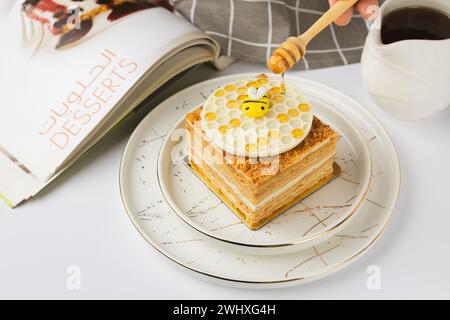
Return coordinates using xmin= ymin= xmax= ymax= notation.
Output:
xmin=120 ymin=74 xmax=400 ymax=288
xmin=157 ymin=93 xmax=372 ymax=254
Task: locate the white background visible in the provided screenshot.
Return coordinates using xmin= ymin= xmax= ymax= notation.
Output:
xmin=1 ymin=61 xmax=449 ymax=299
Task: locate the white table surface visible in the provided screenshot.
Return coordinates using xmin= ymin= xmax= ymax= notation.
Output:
xmin=1 ymin=61 xmax=449 ymax=299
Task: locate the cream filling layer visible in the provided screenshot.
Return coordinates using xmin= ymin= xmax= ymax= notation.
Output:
xmin=192 ymin=149 xmax=334 ymax=211
xmin=206 ymin=166 xmax=332 ymax=221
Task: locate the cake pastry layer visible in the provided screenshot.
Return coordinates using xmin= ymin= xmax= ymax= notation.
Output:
xmin=185 ymin=107 xmax=340 ymax=230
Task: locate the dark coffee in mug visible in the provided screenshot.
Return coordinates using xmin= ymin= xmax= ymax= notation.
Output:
xmin=381 ymin=6 xmax=450 ymax=44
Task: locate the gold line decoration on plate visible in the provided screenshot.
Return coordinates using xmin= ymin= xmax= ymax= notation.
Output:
xmin=119 ymin=74 xmax=400 ymax=288
xmin=155 ymin=79 xmax=373 ymax=254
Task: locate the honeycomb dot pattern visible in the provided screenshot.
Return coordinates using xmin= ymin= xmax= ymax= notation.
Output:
xmin=200 ymin=76 xmax=313 ymax=157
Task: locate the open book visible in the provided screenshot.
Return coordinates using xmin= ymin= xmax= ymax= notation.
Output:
xmin=0 ymin=1 xmax=231 ymax=207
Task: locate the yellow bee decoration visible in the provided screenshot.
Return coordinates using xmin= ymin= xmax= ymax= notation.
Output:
xmin=241 ymin=86 xmax=270 ymax=118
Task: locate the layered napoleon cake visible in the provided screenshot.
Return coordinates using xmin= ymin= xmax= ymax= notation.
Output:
xmin=185 ymin=74 xmax=339 ymax=230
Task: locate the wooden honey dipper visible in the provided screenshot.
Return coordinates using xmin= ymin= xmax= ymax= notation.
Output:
xmin=268 ymin=0 xmax=359 ymax=73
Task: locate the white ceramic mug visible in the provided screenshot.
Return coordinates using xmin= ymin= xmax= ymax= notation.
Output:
xmin=361 ymin=0 xmax=450 ymax=120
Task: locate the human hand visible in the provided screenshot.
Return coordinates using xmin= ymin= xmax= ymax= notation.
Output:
xmin=328 ymin=0 xmax=379 ymax=26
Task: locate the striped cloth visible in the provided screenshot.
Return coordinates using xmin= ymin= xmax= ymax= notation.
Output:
xmin=175 ymin=0 xmax=383 ymax=70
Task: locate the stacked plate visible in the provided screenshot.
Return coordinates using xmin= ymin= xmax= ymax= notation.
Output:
xmin=119 ymin=74 xmax=400 ymax=288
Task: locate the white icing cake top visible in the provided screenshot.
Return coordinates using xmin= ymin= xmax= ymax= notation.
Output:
xmin=200 ymin=76 xmax=313 ymax=157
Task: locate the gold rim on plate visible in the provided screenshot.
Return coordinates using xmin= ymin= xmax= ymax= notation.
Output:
xmin=118 ymin=73 xmax=400 ymax=286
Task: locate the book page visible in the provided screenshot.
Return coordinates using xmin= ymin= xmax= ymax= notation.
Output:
xmin=0 ymin=2 xmax=203 ymax=182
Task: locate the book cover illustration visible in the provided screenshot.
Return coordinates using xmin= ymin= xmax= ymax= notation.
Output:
xmin=21 ymin=0 xmax=174 ymax=50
